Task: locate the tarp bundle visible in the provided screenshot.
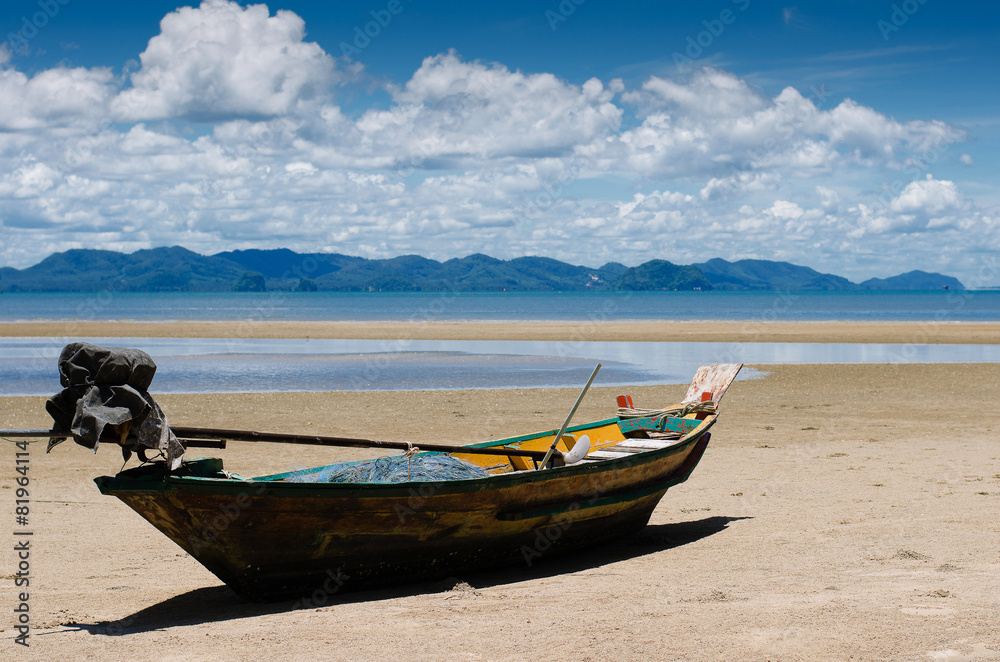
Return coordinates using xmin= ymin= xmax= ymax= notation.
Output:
xmin=45 ymin=342 xmax=184 ymax=470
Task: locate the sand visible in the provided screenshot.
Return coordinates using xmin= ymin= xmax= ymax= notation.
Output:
xmin=2 ymin=319 xmax=1000 ymax=344
xmin=0 ymin=323 xmax=998 ymax=661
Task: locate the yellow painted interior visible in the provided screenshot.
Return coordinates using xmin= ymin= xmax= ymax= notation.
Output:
xmin=452 ymin=422 xmax=628 ymax=474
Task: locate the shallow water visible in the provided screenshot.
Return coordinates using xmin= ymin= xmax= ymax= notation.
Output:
xmin=2 ymin=337 xmax=998 ymax=396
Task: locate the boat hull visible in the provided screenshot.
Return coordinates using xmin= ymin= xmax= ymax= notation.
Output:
xmin=97 ymin=423 xmax=712 ymax=601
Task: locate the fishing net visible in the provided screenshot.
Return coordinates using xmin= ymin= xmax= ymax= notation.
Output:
xmin=284 ymin=454 xmax=490 ymax=484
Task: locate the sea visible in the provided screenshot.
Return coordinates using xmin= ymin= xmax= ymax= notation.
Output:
xmin=1 ymin=290 xmax=998 ymax=395
xmin=2 ymin=289 xmax=998 ymax=322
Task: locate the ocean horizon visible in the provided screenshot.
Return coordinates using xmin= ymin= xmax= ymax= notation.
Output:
xmin=1 ymin=289 xmax=998 ymax=323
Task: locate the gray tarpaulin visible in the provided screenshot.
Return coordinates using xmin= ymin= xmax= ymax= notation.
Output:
xmin=45 ymin=342 xmax=184 ymax=470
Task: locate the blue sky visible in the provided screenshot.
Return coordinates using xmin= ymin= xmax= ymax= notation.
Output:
xmin=1 ymin=0 xmax=998 ymax=283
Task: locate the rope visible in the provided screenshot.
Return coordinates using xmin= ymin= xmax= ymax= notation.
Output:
xmin=0 ymin=436 xmax=48 ymax=444
xmin=616 ymin=400 xmax=717 ymax=420
xmin=403 ymin=442 xmax=420 ymax=481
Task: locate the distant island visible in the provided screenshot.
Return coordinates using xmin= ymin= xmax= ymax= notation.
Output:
xmin=0 ymin=246 xmax=965 ymax=293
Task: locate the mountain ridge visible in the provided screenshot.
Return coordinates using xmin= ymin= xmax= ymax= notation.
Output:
xmin=0 ymin=247 xmax=965 ymax=292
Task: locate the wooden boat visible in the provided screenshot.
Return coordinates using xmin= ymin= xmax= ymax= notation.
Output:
xmin=94 ymin=363 xmax=742 ymax=602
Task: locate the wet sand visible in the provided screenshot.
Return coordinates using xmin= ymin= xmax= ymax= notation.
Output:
xmin=0 ymin=323 xmax=997 ymax=661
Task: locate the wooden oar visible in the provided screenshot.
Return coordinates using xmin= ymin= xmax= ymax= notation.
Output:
xmin=0 ymin=428 xmax=557 ymax=461
xmin=537 ymin=362 xmax=601 ymax=470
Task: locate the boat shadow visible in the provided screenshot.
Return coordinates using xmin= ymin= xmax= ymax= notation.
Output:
xmin=70 ymin=515 xmax=748 ymax=636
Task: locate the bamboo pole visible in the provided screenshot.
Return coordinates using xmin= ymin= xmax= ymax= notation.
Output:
xmin=0 ymin=430 xmax=226 ymax=449
xmin=1 ymin=428 xmax=557 ymax=461
xmin=170 ymin=426 xmax=556 ymax=460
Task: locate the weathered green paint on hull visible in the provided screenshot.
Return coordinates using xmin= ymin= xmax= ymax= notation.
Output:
xmin=96 ymin=421 xmax=713 ymax=602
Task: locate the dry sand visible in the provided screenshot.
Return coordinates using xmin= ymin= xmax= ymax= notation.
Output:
xmin=0 ymin=323 xmax=998 ymax=661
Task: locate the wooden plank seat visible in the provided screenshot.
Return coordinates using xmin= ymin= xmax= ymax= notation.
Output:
xmin=585 ymin=449 xmax=636 ymax=461
xmin=610 ymin=438 xmax=675 ymax=450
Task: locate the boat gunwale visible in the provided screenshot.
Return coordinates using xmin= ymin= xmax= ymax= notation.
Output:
xmin=95 ymin=415 xmax=716 ymax=499
xmin=251 ymin=416 xmax=625 ymax=482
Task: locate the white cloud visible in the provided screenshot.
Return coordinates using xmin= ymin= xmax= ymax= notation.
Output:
xmin=0 ymin=66 xmax=116 ymax=130
xmin=766 ymin=200 xmax=805 ymax=220
xmin=112 ymin=0 xmax=338 ymax=122
xmin=700 ymin=171 xmax=782 ymax=200
xmin=889 ymin=175 xmax=962 ymax=215
xmin=0 ymin=162 xmax=61 ymax=198
xmin=627 ymin=68 xmax=767 ymax=119
xmin=617 ymin=67 xmax=964 ymax=178
xmin=960 ymin=153 xmax=974 ymax=166
xmin=348 ymin=51 xmax=623 ymax=165
xmin=0 ymin=9 xmax=996 ymax=284
xmin=815 ymin=185 xmax=841 ymax=209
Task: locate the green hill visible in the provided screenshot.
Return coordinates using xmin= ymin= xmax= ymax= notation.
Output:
xmin=695 ymin=258 xmax=857 ymax=291
xmin=860 ymin=270 xmax=965 ymax=290
xmin=618 ymin=260 xmax=713 ymax=291
xmin=0 ymin=248 xmax=965 ymax=292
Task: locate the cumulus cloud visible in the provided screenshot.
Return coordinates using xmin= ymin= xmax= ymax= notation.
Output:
xmin=849 ymin=175 xmax=968 ymax=235
xmin=0 ymin=7 xmax=994 ymax=283
xmin=617 ymin=67 xmax=964 ymax=178
xmin=889 ymin=175 xmax=962 ymax=215
xmin=112 ymin=0 xmax=338 ymax=122
xmin=766 ymin=200 xmax=805 ymax=220
xmin=347 ymin=51 xmax=623 ymax=165
xmin=626 ymin=68 xmax=767 ymax=119
xmin=0 ymin=66 xmax=116 ymax=130
xmin=700 ymin=171 xmax=782 ymax=200
xmin=815 ymin=185 xmax=841 ymax=209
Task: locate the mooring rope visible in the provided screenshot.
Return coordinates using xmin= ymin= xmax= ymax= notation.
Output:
xmin=616 ymin=400 xmax=717 ymax=420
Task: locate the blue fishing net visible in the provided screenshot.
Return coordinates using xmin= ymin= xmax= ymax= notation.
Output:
xmin=284 ymin=454 xmax=491 ymax=484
